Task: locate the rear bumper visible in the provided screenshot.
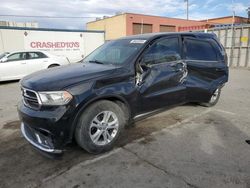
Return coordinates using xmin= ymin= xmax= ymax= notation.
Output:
xmin=21 ymin=122 xmax=62 ymax=154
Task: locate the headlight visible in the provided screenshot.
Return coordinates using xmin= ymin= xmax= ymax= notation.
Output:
xmin=38 ymin=91 xmax=73 ymax=106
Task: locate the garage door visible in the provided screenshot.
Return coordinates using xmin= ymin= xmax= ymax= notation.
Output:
xmin=133 ymin=23 xmax=153 ymax=35
xmin=160 ymin=25 xmax=176 ymax=32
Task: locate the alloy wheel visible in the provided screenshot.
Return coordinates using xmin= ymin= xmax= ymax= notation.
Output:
xmin=210 ymin=88 xmax=219 ymax=103
xmin=89 ymin=111 xmax=119 ymax=146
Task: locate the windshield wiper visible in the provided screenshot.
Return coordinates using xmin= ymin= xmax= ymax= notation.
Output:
xmin=88 ymin=60 xmax=105 ymax=64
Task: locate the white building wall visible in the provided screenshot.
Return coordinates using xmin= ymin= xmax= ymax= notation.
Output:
xmin=0 ymin=29 xmax=24 ymax=52
xmin=0 ymin=28 xmax=105 ymax=63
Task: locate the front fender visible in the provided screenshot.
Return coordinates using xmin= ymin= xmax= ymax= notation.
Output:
xmin=65 ymin=72 xmax=137 ymax=141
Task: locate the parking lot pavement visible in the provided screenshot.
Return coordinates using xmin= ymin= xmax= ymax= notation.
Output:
xmin=0 ymin=81 xmax=20 ymax=125
xmin=42 ymin=110 xmax=250 ymax=188
xmin=0 ymin=68 xmax=250 ymax=188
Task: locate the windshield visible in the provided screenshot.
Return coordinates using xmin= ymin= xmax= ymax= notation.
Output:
xmin=0 ymin=52 xmax=9 ymax=59
xmin=84 ymin=39 xmax=146 ymax=65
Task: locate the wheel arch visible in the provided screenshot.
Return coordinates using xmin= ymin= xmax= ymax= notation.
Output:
xmin=48 ymin=63 xmax=60 ymax=68
xmin=69 ymin=94 xmax=131 ymax=140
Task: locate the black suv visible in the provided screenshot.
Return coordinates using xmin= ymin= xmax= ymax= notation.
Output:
xmin=18 ymin=33 xmax=228 ymax=155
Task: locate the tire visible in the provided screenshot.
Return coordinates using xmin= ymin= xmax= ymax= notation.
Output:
xmin=200 ymin=87 xmax=221 ymax=107
xmin=75 ymin=100 xmax=126 ymax=154
xmin=48 ymin=64 xmax=59 ymax=68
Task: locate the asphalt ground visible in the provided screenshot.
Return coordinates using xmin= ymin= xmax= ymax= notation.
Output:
xmin=0 ymin=68 xmax=250 ymax=188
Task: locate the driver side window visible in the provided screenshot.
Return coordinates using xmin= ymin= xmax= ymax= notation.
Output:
xmin=7 ymin=53 xmax=26 ymax=62
xmin=142 ymin=37 xmax=181 ymax=65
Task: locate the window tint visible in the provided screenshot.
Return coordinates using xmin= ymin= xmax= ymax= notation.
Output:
xmin=211 ymin=39 xmax=225 ymax=60
xmin=143 ymin=37 xmax=181 ymax=65
xmin=27 ymin=52 xmax=47 ymax=59
xmin=184 ymin=39 xmax=217 ymax=61
xmin=7 ymin=53 xmax=26 ymax=62
xmin=84 ymin=39 xmax=144 ymax=64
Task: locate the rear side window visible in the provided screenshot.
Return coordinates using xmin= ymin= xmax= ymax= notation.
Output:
xmin=184 ymin=39 xmax=217 ymax=61
xmin=27 ymin=52 xmax=47 ymax=59
xmin=36 ymin=52 xmax=48 ymax=58
xmin=211 ymin=39 xmax=225 ymax=61
xmin=143 ymin=37 xmax=181 ymax=65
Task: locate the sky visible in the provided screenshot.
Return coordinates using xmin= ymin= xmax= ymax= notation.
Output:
xmin=0 ymin=0 xmax=249 ymax=29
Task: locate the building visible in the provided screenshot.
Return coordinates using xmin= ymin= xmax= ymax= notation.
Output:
xmin=87 ymin=13 xmax=214 ymax=40
xmin=0 ymin=26 xmax=104 ymax=63
xmin=202 ymin=16 xmax=249 ymax=25
xmin=0 ymin=21 xmax=39 ymax=28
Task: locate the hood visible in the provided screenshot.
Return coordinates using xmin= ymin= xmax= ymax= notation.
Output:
xmin=21 ymin=63 xmax=118 ymax=91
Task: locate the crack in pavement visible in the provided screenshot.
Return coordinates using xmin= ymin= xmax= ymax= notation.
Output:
xmin=40 ymin=148 xmax=122 ymax=187
xmin=40 ymin=109 xmax=211 ymax=187
xmin=122 ymin=147 xmax=200 ymax=188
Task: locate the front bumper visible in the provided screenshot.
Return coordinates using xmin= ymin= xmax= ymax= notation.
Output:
xmin=18 ymin=101 xmax=75 ymax=153
xmin=21 ymin=122 xmax=62 ymax=153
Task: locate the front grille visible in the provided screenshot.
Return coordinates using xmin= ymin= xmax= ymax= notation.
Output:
xmin=22 ymin=88 xmax=40 ymax=109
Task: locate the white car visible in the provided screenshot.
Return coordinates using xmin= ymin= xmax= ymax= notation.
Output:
xmin=0 ymin=50 xmax=70 ymax=81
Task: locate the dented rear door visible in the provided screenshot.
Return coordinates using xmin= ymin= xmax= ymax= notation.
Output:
xmin=183 ymin=37 xmax=229 ymax=102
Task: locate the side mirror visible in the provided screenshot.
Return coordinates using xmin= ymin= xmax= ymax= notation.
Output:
xmin=136 ymin=58 xmax=151 ymax=86
xmin=139 ymin=57 xmax=151 ymax=70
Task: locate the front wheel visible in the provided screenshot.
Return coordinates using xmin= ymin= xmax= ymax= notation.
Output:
xmin=200 ymin=87 xmax=221 ymax=107
xmin=75 ymin=100 xmax=126 ymax=154
xmin=48 ymin=64 xmax=59 ymax=68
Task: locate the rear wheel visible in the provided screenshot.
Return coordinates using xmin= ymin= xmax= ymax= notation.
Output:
xmin=200 ymin=87 xmax=221 ymax=107
xmin=75 ymin=100 xmax=126 ymax=154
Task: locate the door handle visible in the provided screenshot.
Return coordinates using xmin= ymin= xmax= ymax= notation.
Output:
xmin=215 ymin=68 xmax=224 ymax=72
xmin=21 ymin=62 xmax=26 ymax=64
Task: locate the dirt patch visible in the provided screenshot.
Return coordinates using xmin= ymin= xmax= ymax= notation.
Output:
xmin=72 ymin=184 xmax=80 ymax=188
xmin=139 ymin=135 xmax=156 ymax=145
xmin=2 ymin=120 xmax=20 ymax=130
xmin=0 ymin=110 xmax=186 ymax=188
xmin=203 ymin=117 xmax=220 ymax=125
xmin=0 ymin=138 xmax=94 ymax=188
xmin=118 ymin=112 xmax=184 ymax=147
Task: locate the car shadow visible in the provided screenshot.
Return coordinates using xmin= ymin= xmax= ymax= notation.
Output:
xmin=0 ymin=80 xmax=20 ymax=85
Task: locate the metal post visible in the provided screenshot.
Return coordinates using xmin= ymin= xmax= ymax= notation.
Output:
xmin=229 ymin=0 xmax=235 ymax=67
xmin=225 ymin=27 xmax=228 ymax=47
xmin=245 ymin=27 xmax=250 ymax=67
xmin=229 ymin=27 xmax=235 ymax=67
xmin=184 ymin=0 xmax=189 ymax=20
xmin=247 ymin=7 xmax=250 ymax=23
xmin=237 ymin=26 xmax=243 ymax=67
xmin=231 ymin=0 xmax=235 ymax=33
